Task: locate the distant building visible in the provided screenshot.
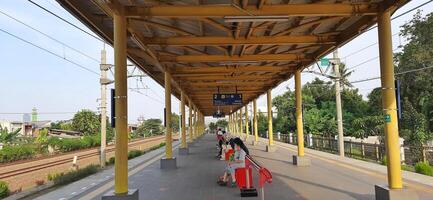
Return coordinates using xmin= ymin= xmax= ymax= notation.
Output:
xmin=31 ymin=107 xmax=38 ymax=122
xmin=49 ymin=129 xmax=81 ymax=139
xmin=23 ymin=113 xmax=31 ymax=123
xmin=31 ymin=120 xmax=51 ymax=136
xmin=0 ymin=120 xmax=32 ymax=136
xmin=128 ymin=124 xmax=138 ymax=133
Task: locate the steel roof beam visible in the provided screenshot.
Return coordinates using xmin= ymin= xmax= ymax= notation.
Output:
xmin=141 ymin=35 xmax=335 ymax=46
xmin=159 ymin=54 xmax=311 ymax=62
xmin=124 ymin=4 xmax=378 ymax=18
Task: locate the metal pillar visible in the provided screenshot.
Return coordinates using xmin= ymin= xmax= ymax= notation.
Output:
xmin=188 ymin=100 xmax=193 ymax=142
xmin=113 ymin=13 xmax=128 ymax=195
xmin=228 ymin=114 xmax=232 ymax=133
xmin=180 ymin=92 xmax=187 ymax=148
xmin=245 ymin=104 xmax=249 ymax=140
xmin=378 ymin=10 xmax=402 ymax=189
xmin=165 ymin=72 xmax=173 ymax=159
xmin=194 ymin=108 xmax=197 ymax=139
xmin=239 ymin=108 xmax=244 ymax=136
xmin=267 ymin=90 xmax=274 ymax=147
xmin=253 ymin=100 xmax=258 ymax=143
xmin=100 ymin=49 xmax=107 ymax=168
xmin=334 ymin=49 xmax=345 ymax=157
xmin=292 ymin=70 xmax=311 ymax=166
xmin=236 ymin=110 xmax=240 ymax=135
xmin=295 ymin=70 xmax=305 ymax=157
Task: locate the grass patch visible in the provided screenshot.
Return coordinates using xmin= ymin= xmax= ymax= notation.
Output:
xmin=0 ymin=181 xmax=9 ymax=199
xmin=401 ymin=164 xmax=415 ymax=172
xmin=48 ymin=164 xmax=99 ymax=186
xmin=415 ymin=162 xmax=433 ymax=176
xmin=106 ymin=142 xmax=166 ymax=165
xmin=0 ymin=145 xmax=35 ymax=163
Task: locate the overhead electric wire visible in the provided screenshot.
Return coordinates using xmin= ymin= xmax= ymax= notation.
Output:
xmin=0 ymin=112 xmax=77 ymax=115
xmin=27 ymin=0 xmax=104 ymax=42
xmin=132 ymin=89 xmax=164 ymax=105
xmin=0 ymin=27 xmax=99 ymax=75
xmin=350 ymin=65 xmax=433 ymax=84
xmin=342 ymin=0 xmax=432 ymax=60
xmin=363 ymin=0 xmax=433 ymax=32
xmin=0 ymin=9 xmax=99 ymax=63
xmin=347 ymin=46 xmax=400 ymax=70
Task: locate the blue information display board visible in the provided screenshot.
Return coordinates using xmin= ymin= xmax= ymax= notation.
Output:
xmin=213 ymin=93 xmax=242 ymax=106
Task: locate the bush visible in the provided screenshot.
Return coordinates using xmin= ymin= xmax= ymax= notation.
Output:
xmin=380 ymin=156 xmax=387 ymax=166
xmin=401 ymin=165 xmax=415 ymax=172
xmin=49 ymin=165 xmax=99 ymax=185
xmin=0 ymin=181 xmax=9 ymax=198
xmin=415 ymin=162 xmax=433 ymax=176
xmin=0 ymin=145 xmax=35 ymax=163
xmin=128 ymin=150 xmax=143 ymax=159
xmin=107 ymin=157 xmax=115 ymax=165
xmin=48 ymin=135 xmax=101 ymax=153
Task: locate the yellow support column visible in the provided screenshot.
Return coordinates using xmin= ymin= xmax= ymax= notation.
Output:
xmin=198 ymin=112 xmax=202 ymax=137
xmin=160 ymin=72 xmax=177 ymax=169
xmin=293 ymin=70 xmax=310 ymax=166
xmin=188 ymin=100 xmax=193 ymax=143
xmin=236 ymin=111 xmax=240 ymax=135
xmin=165 ymin=72 xmax=172 ymax=159
xmin=245 ymin=105 xmax=249 ymax=140
xmin=374 ymin=10 xmax=418 ymax=200
xmin=231 ymin=113 xmax=234 ymax=134
xmin=113 ymin=13 xmax=129 ymax=195
xmin=295 ymin=71 xmax=304 ymax=157
xmin=378 ymin=10 xmax=402 ymax=189
xmin=181 ymin=92 xmax=186 ymax=148
xmin=228 ymin=114 xmax=231 ymax=133
xmin=179 ymin=92 xmax=189 ymax=155
xmin=266 ymin=90 xmax=275 ymax=152
xmin=202 ymin=114 xmax=205 ymax=135
xmin=253 ymin=100 xmax=259 ymax=145
xmin=239 ymin=108 xmax=244 ymax=137
xmin=194 ymin=108 xmax=197 ymax=139
xmin=234 ymin=112 xmax=237 ymax=135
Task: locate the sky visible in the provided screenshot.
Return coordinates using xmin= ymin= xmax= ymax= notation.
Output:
xmin=0 ymin=0 xmax=432 ymax=124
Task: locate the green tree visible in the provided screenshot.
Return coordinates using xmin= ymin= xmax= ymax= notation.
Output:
xmin=0 ymin=126 xmax=20 ymax=143
xmin=36 ymin=129 xmax=49 ymax=143
xmin=209 ymin=122 xmax=217 ymax=131
xmin=337 ymin=63 xmax=354 ymax=88
xmin=257 ymin=111 xmax=268 ymax=137
xmin=215 ymin=119 xmax=228 ymax=129
xmin=400 ymin=98 xmax=431 ymax=145
xmin=366 ymin=87 xmax=382 ymax=115
xmin=72 ymin=110 xmax=100 ymax=135
xmin=171 ymin=112 xmax=180 ymax=133
xmin=50 ymin=122 xmax=62 ymax=129
xmin=396 ymin=11 xmax=433 ymax=135
xmin=351 ymin=115 xmax=384 ymax=139
xmin=136 ymin=118 xmax=163 ymax=137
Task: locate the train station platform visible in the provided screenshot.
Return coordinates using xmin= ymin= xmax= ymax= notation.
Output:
xmin=34 ymin=134 xmax=433 ymax=200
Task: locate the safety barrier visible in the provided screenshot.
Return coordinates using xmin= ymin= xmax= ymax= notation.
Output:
xmin=235 ymin=155 xmax=272 ymax=199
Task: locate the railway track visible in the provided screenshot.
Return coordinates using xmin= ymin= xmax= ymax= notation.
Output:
xmin=0 ymin=135 xmax=165 ymax=180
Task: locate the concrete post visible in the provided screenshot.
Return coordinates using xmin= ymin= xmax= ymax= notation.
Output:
xmin=289 ymin=133 xmax=293 ymax=144
xmin=334 ymin=49 xmax=345 ymax=157
xmin=100 ymin=49 xmax=107 ymax=168
xmin=308 ymin=133 xmax=313 ymax=147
